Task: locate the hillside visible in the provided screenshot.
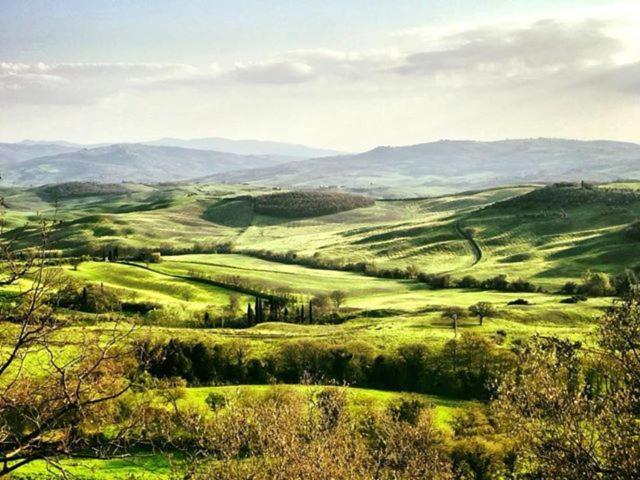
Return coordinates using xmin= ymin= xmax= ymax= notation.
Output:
xmin=2 ymin=144 xmax=295 ymax=185
xmin=4 ymin=181 xmax=639 ymax=289
xmin=204 ymin=138 xmax=640 ymax=197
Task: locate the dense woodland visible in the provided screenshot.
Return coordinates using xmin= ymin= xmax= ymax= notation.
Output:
xmin=253 ymin=190 xmax=375 ymax=217
xmin=36 ymin=181 xmax=133 ymax=201
xmin=139 ymin=333 xmax=514 ymax=400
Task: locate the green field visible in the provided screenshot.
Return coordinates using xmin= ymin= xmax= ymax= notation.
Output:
xmin=60 ymin=255 xmax=609 ymax=351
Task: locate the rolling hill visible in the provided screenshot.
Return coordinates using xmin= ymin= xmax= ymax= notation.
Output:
xmin=204 ymin=138 xmax=640 ymax=197
xmin=4 ymin=181 xmax=639 ymax=291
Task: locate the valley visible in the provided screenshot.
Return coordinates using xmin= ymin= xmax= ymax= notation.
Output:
xmin=1 ymin=178 xmax=638 ymax=479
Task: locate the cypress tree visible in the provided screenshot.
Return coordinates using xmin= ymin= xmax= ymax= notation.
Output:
xmin=254 ymin=298 xmax=259 ymax=323
xmin=300 ymin=305 xmax=304 ymax=323
xmin=308 ymin=300 xmax=313 ymax=324
xmin=81 ymin=286 xmax=88 ymax=310
xmin=256 ymin=297 xmax=263 ymax=323
xmin=247 ymin=303 xmax=254 ymax=326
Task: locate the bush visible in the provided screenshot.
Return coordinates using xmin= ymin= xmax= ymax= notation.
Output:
xmin=560 ymin=295 xmax=588 ymax=304
xmin=507 ymin=298 xmax=530 ymax=306
xmin=457 ymin=275 xmax=480 ymax=289
xmin=388 ymin=399 xmax=425 ymax=424
xmin=205 ymin=392 xmax=227 ymax=411
xmin=580 ymin=270 xmax=614 ymax=297
xmin=560 ymin=281 xmax=579 ymax=295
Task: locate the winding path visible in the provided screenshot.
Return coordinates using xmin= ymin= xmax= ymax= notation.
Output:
xmin=454 ymin=221 xmax=482 ymax=266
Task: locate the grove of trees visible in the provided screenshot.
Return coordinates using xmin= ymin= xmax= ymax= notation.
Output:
xmin=253 ymin=191 xmax=375 ymax=218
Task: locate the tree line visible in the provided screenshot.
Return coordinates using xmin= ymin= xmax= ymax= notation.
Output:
xmin=137 ymin=332 xmax=515 ymax=400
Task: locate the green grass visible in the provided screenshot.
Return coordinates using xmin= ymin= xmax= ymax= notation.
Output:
xmin=56 ymin=255 xmax=609 ymax=351
xmin=11 ymin=453 xmax=172 ymax=479
xmin=66 ymin=262 xmax=247 ymax=307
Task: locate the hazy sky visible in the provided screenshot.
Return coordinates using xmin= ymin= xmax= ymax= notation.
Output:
xmin=1 ymin=0 xmax=639 ymax=150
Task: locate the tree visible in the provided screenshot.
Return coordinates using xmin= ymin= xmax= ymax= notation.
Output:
xmin=312 ymin=294 xmax=331 ymax=319
xmin=495 ymin=296 xmax=640 ymax=479
xmin=405 ymin=263 xmax=420 ymax=279
xmin=441 ymin=306 xmax=466 ymax=337
xmin=329 ymin=290 xmax=347 ymax=311
xmin=255 ymin=297 xmax=264 ymax=323
xmin=202 ymin=311 xmax=215 ymax=328
xmin=224 ymin=294 xmax=240 ymax=319
xmin=468 ymin=302 xmax=496 ymax=326
xmin=580 ymin=270 xmax=613 ymax=296
xmin=247 ymin=303 xmax=254 ymax=326
xmin=69 ymin=257 xmax=83 ymax=271
xmin=0 ymin=218 xmax=137 ymax=477
xmin=179 ymin=288 xmax=194 ymax=302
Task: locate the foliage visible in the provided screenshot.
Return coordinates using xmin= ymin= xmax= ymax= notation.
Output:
xmin=36 ymin=182 xmax=132 ymax=202
xmin=580 ymin=269 xmax=614 ymax=296
xmin=139 ymin=334 xmax=514 ymax=400
xmin=495 ymin=296 xmax=640 ymax=479
xmin=253 ymin=190 xmax=375 ymax=218
xmin=173 ymin=387 xmax=453 ymax=480
xmin=468 ymin=302 xmax=496 ymax=325
xmin=0 ymin=219 xmax=136 ymax=477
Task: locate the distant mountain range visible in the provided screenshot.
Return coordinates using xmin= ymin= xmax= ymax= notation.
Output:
xmin=143 ymin=137 xmax=344 ymax=158
xmin=0 ymin=142 xmax=80 ymax=165
xmin=204 ymin=138 xmax=640 ymax=197
xmin=1 ymin=143 xmax=297 ymax=185
xmin=1 ymin=138 xmax=639 ymax=195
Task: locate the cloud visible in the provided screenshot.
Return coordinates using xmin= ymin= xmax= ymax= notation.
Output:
xmin=1 ymin=16 xmax=638 ymax=106
xmin=0 ymin=62 xmax=197 ymax=104
xmin=578 ymin=60 xmax=640 ymax=94
xmin=395 ymin=19 xmax=621 ymax=78
xmin=230 ymin=60 xmax=315 ymax=84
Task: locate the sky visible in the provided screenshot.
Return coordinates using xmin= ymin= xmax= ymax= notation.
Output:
xmin=1 ymin=0 xmax=639 ymax=151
